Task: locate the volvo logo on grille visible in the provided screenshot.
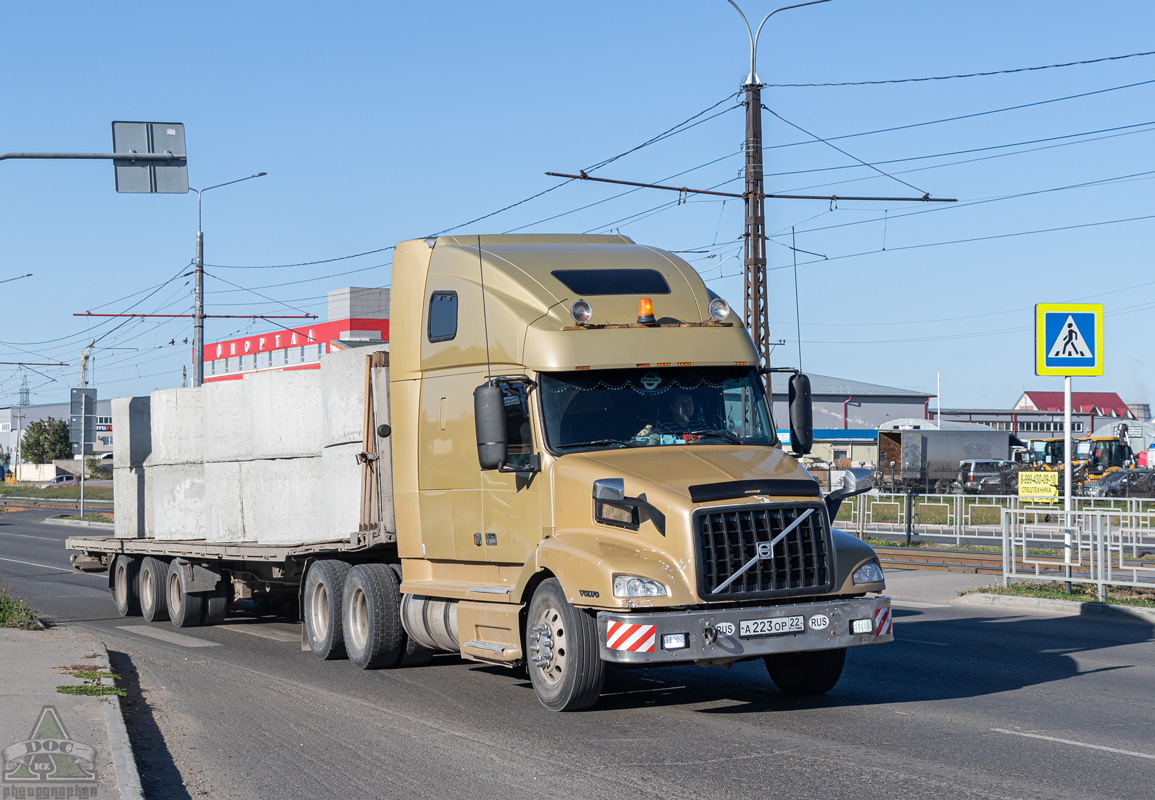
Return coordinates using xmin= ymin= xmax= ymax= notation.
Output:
xmin=711 ymin=508 xmax=815 ymax=594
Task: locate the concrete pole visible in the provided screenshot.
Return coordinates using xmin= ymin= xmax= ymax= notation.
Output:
xmin=193 ymin=230 xmax=204 ymax=387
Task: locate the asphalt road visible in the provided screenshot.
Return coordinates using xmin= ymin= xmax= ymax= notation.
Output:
xmin=3 ymin=509 xmax=1155 ymax=799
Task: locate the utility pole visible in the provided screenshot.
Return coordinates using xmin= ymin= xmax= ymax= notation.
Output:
xmin=726 ymin=0 xmax=831 ymax=392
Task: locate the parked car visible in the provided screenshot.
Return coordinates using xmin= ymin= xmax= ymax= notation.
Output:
xmin=957 ymin=459 xmax=1019 ymax=495
xmin=37 ymin=474 xmax=79 ymax=489
xmin=1084 ymin=468 xmax=1155 ymax=498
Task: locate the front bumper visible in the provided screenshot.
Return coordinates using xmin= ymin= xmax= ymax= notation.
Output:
xmin=598 ymin=595 xmax=892 ymax=664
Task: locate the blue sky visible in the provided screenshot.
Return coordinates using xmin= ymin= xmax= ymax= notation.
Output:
xmin=2 ymin=0 xmax=1153 ymax=412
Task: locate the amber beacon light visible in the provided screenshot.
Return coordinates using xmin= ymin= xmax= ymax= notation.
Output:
xmin=637 ymin=297 xmax=656 ymax=325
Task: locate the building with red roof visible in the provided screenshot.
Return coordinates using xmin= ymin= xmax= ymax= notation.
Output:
xmin=1013 ymin=391 xmax=1133 ymax=418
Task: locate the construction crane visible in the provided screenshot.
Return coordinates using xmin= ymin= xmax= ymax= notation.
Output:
xmin=78 ymin=339 xmax=94 ymax=387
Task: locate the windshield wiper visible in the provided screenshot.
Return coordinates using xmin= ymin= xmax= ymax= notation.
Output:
xmin=557 ymin=438 xmax=637 ymax=450
xmin=686 ymin=428 xmax=743 ymax=444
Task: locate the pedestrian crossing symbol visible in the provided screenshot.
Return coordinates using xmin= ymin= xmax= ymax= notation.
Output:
xmin=1035 ymin=303 xmax=1103 ymax=376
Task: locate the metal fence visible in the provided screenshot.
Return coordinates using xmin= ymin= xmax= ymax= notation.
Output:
xmin=836 ymin=491 xmax=1155 ymax=546
xmin=1000 ymin=507 xmax=1155 ymax=600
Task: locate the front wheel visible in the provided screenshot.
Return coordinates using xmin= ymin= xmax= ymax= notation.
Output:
xmin=764 ymin=648 xmax=846 ymax=695
xmin=525 ymin=578 xmax=605 ymax=711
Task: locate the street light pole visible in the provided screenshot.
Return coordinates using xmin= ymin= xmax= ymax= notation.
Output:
xmin=190 ymin=172 xmax=266 ymax=387
xmin=723 ymin=0 xmax=830 ymax=390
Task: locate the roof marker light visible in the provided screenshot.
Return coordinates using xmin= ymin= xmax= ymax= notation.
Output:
xmin=571 ymin=299 xmax=593 ymax=324
xmin=637 ymin=297 xmax=656 ymax=324
xmin=708 ymin=297 xmax=730 ymax=322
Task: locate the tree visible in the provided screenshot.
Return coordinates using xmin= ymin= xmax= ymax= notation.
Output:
xmin=21 ymin=418 xmax=72 ymax=464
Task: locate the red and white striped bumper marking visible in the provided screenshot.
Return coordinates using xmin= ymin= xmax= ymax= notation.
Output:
xmin=874 ymin=606 xmax=892 ymax=636
xmin=606 ymin=620 xmax=656 ymax=653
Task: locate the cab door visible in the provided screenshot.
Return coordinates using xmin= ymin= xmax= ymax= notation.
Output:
xmin=480 ymin=381 xmax=544 ymax=566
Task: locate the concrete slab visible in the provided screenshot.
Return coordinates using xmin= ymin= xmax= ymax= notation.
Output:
xmin=202 ymin=379 xmax=253 ymax=463
xmin=249 ymin=369 xmax=323 ymax=459
xmin=322 ymin=348 xmax=379 ymax=447
xmin=146 ymin=462 xmax=206 ymax=541
xmin=112 ymin=396 xmax=152 ymax=470
xmin=239 ymin=457 xmax=327 ymax=544
xmin=145 ymin=388 xmax=203 ymax=466
xmin=205 ymin=461 xmax=245 ymax=542
xmin=322 ymin=442 xmax=364 ymax=541
xmin=113 ymin=467 xmax=147 ymax=539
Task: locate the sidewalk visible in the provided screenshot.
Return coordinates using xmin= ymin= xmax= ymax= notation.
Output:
xmin=0 ymin=626 xmax=141 ymax=800
xmin=883 ymin=566 xmax=996 ymax=605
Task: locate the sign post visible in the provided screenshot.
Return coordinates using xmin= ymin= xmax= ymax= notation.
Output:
xmin=1035 ymin=303 xmax=1103 ymax=589
xmin=70 ymin=388 xmax=97 ymax=519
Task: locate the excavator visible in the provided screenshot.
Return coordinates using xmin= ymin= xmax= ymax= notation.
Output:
xmin=1074 ymin=424 xmax=1133 ymax=482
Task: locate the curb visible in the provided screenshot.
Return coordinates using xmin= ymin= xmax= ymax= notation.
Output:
xmin=43 ymin=516 xmax=115 ymax=529
xmin=954 ymin=592 xmax=1155 ymax=622
xmin=95 ymin=641 xmax=144 ymax=800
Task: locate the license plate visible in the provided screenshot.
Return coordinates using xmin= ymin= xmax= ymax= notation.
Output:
xmin=739 ymin=615 xmax=804 ymax=638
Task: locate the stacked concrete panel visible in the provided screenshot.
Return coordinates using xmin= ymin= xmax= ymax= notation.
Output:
xmin=143 ymin=389 xmax=205 ymax=541
xmin=119 ymin=348 xmax=391 ymax=545
xmin=112 ymin=397 xmax=151 ymax=539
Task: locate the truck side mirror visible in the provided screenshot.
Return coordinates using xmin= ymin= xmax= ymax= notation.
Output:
xmin=473 ymin=381 xmax=507 ymax=470
xmin=825 ymin=467 xmax=873 ymax=520
xmin=788 ymin=373 xmax=813 ymax=456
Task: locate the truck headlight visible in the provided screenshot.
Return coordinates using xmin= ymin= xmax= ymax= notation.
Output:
xmin=708 ymin=297 xmax=730 ymax=321
xmin=852 ymin=561 xmax=884 ymax=585
xmin=613 ymin=576 xmax=667 ymax=598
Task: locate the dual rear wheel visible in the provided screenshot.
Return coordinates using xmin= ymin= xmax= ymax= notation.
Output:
xmin=110 ymin=554 xmax=230 ymax=628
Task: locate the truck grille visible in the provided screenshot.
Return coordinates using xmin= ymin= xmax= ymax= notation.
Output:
xmin=694 ymin=503 xmax=833 ymax=600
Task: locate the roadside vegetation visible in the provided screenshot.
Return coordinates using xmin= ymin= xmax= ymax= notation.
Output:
xmin=56 ymin=665 xmax=126 ymax=698
xmin=0 ymin=484 xmax=113 ymax=501
xmin=963 ymin=580 xmax=1155 ymax=609
xmin=0 ymin=584 xmax=39 ymax=629
xmin=58 ymin=512 xmax=114 ymax=523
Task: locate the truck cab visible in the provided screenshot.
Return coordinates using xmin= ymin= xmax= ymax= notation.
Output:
xmin=389 ymin=234 xmax=890 ymax=709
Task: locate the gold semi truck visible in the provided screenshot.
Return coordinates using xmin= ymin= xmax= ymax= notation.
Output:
xmin=67 ymin=234 xmax=891 ymax=711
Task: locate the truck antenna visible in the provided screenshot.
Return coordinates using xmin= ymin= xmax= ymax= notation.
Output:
xmin=477 ymin=236 xmax=493 ymax=379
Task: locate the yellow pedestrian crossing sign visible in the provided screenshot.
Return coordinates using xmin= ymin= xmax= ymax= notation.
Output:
xmin=1035 ymin=303 xmax=1103 ymax=376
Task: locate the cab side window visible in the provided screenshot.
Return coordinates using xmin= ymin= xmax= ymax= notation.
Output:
xmin=502 ymin=382 xmax=534 ymax=472
xmin=428 ymin=291 xmax=458 ymax=343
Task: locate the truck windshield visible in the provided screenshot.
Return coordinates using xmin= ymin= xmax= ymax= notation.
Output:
xmin=538 ymin=367 xmax=776 ymax=453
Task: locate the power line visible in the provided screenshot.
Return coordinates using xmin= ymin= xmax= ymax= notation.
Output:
xmin=767 ymin=50 xmax=1155 ymax=88
xmin=208 ymin=246 xmax=395 ymax=270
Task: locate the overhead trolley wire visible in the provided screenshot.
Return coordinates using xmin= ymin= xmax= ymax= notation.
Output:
xmin=767 ymin=50 xmax=1155 ymax=87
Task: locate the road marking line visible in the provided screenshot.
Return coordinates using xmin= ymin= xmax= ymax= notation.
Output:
xmin=0 ymin=556 xmax=73 ymax=573
xmin=0 ymin=531 xmax=69 ymax=541
xmin=218 ymin=624 xmax=301 ymax=643
xmin=992 ymin=729 xmax=1155 ymax=760
xmin=891 ymin=599 xmax=947 ymax=608
xmin=1039 ymin=647 xmax=1082 ymax=654
xmin=116 ymin=626 xmax=221 ymax=648
xmin=898 ymin=637 xmax=951 ymax=646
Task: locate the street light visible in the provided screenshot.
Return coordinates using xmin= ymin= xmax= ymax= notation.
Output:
xmin=722 ymin=0 xmax=829 ymax=390
xmin=190 ymin=172 xmax=267 ymax=387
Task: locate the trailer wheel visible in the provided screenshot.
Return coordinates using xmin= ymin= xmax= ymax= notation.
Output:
xmin=139 ymin=557 xmax=169 ymax=623
xmin=525 ymin=578 xmax=605 ymax=711
xmin=167 ymin=562 xmax=204 ymax=628
xmin=764 ymin=647 xmax=846 ymax=695
xmin=387 ymin=564 xmax=433 ymax=667
xmin=201 ymin=572 xmax=230 ymax=626
xmin=303 ymin=560 xmax=351 ymax=660
xmin=342 ymin=564 xmax=406 ymax=670
xmin=111 ymin=555 xmax=141 ymax=617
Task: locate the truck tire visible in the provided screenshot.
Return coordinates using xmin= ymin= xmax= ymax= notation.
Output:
xmin=387 ymin=564 xmax=433 ymax=667
xmin=764 ymin=648 xmax=846 ymax=695
xmin=304 ymin=560 xmax=351 ymax=660
xmin=139 ymin=557 xmax=169 ymax=623
xmin=111 ymin=555 xmax=142 ymax=617
xmin=201 ymin=573 xmax=230 ymax=626
xmin=167 ymin=562 xmax=204 ymax=628
xmin=525 ymin=578 xmax=605 ymax=711
xmin=342 ymin=564 xmax=406 ymax=670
